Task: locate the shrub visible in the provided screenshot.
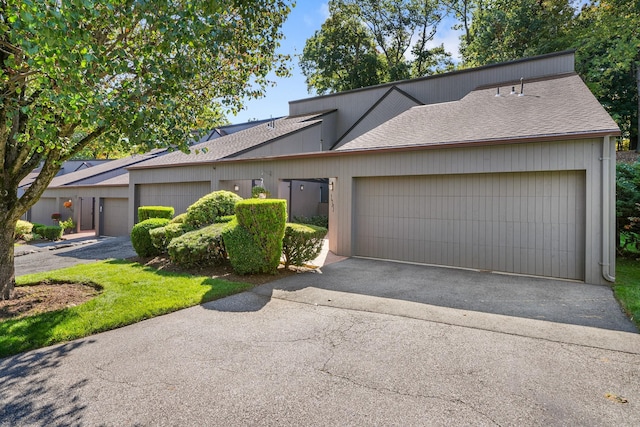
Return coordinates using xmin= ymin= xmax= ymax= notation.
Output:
xmin=149 ymin=223 xmax=195 ymax=253
xmin=130 ymin=218 xmax=171 ymax=257
xmin=617 ymin=162 xmax=640 ymax=255
xmin=59 ymin=218 xmax=75 ymax=233
xmin=185 ymin=190 xmax=242 ymax=228
xmin=216 ymin=215 xmax=235 ymax=224
xmin=31 ymin=223 xmax=46 ymax=236
xmin=168 ymin=223 xmax=228 ymax=268
xmin=40 ymin=225 xmax=63 ymax=241
xmin=170 ymin=213 xmax=187 ymax=224
xmin=251 ymin=186 xmax=270 ymax=198
xmin=15 ymin=220 xmax=33 ymax=240
xmin=221 ymin=219 xmax=265 ymax=275
xmin=292 ymin=215 xmax=329 ymax=229
xmin=138 ymin=206 xmax=175 ymax=222
xmin=224 ymin=199 xmax=287 ymax=274
xmin=282 ymin=223 xmax=327 ymax=268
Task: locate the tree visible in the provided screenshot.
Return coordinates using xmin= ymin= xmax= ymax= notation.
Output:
xmin=0 ymin=0 xmax=292 ymax=299
xmin=572 ymin=0 xmax=639 ymax=151
xmin=460 ymin=0 xmax=576 ymax=66
xmin=299 ymin=1 xmax=384 ymax=95
xmin=300 ymin=0 xmax=451 ymax=94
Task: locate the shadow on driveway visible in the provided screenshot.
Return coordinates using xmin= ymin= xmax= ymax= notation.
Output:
xmin=207 ymin=257 xmax=637 ymax=333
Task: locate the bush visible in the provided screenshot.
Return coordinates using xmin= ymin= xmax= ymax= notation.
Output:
xmin=15 ymin=220 xmax=33 ymax=240
xmin=251 ymin=186 xmax=270 ymax=198
xmin=138 ymin=206 xmax=175 ymax=222
xmin=131 ymin=218 xmax=171 ymax=257
xmin=31 ymin=223 xmax=46 ymax=236
xmin=216 ymin=215 xmax=235 ymax=224
xmin=292 ymin=215 xmax=329 ymax=229
xmin=224 ymin=199 xmax=287 ymax=274
xmin=186 ymin=190 xmax=242 ymax=228
xmin=170 ymin=213 xmax=187 ymax=224
xmin=221 ymin=219 xmax=266 ymax=275
xmin=149 ymin=223 xmax=195 ymax=253
xmin=168 ymin=223 xmax=228 ymax=268
xmin=617 ymin=161 xmax=640 ymax=255
xmin=59 ymin=218 xmax=75 ymax=233
xmin=282 ymin=223 xmax=327 ymax=268
xmin=40 ymin=225 xmax=63 ymax=241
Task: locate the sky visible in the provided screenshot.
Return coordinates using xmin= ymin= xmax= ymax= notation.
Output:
xmin=231 ymin=1 xmax=463 ymax=124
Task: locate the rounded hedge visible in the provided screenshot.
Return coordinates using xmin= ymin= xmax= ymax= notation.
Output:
xmin=282 ymin=223 xmax=327 ymax=268
xmin=131 ymin=218 xmax=171 ymax=257
xmin=185 ymin=190 xmax=242 ymax=228
xmin=168 ymin=223 xmax=228 ymax=268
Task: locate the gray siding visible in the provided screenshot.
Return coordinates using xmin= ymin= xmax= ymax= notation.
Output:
xmin=30 ymin=197 xmax=58 ymax=226
xmin=135 ymin=181 xmax=211 ymax=221
xmin=353 ymin=172 xmax=585 ymax=280
xmin=102 ymin=198 xmax=129 ymax=236
xmin=334 ymin=89 xmax=422 ymax=149
xmin=128 ymin=137 xmax=613 ymax=284
xmin=289 ymin=52 xmax=575 ymax=140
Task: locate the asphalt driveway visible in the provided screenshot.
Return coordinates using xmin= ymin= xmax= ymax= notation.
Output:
xmin=2 ymin=255 xmax=640 ymax=425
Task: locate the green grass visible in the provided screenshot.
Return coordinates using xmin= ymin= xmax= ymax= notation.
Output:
xmin=614 ymin=258 xmax=640 ymax=329
xmin=0 ymin=260 xmax=253 ymax=358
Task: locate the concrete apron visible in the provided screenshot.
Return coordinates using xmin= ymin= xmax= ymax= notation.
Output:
xmin=243 ymin=257 xmax=640 ymax=355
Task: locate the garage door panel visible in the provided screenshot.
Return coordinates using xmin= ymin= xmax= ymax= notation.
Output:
xmin=354 ymin=172 xmax=585 ymax=280
xmin=102 ymin=198 xmax=129 ymax=236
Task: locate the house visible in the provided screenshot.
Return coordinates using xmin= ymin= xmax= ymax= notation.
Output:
xmin=29 ymin=50 xmax=620 ymax=285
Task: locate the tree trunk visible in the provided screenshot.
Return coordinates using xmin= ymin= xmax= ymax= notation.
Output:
xmin=0 ymin=218 xmax=16 ymax=300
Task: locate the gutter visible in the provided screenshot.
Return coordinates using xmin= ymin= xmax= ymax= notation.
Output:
xmin=601 ymin=135 xmax=616 ymax=282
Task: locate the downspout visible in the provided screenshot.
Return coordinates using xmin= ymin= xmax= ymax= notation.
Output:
xmin=601 ymin=135 xmax=615 ymax=282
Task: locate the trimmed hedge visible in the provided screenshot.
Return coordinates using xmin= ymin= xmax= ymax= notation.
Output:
xmin=282 ymin=223 xmax=327 ymax=268
xmin=15 ymin=220 xmax=33 ymax=239
xmin=31 ymin=223 xmax=46 ymax=236
xmin=223 ymin=199 xmax=287 ymax=274
xmin=170 ymin=213 xmax=187 ymax=224
xmin=216 ymin=215 xmax=235 ymax=224
xmin=186 ymin=190 xmax=242 ymax=228
xmin=292 ymin=215 xmax=329 ymax=229
xmin=40 ymin=225 xmax=63 ymax=241
xmin=168 ymin=223 xmax=228 ymax=268
xmin=131 ymin=218 xmax=171 ymax=257
xmin=138 ymin=206 xmax=175 ymax=222
xmin=149 ymin=222 xmax=195 ymax=253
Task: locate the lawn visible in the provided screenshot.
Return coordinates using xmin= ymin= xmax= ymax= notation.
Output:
xmin=614 ymin=257 xmax=640 ymax=329
xmin=0 ymin=260 xmax=254 ymax=358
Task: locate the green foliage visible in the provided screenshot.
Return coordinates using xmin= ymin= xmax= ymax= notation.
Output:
xmin=222 ymin=219 xmax=266 ymax=275
xmin=130 ymin=218 xmax=171 ymax=257
xmin=59 ymin=217 xmax=75 ymax=232
xmin=138 ymin=206 xmax=175 ymax=222
xmin=282 ymin=223 xmax=328 ymax=268
xmin=224 ymin=200 xmax=287 ymax=274
xmin=186 ymin=190 xmax=243 ymax=228
xmin=170 ymin=213 xmax=188 ymax=224
xmin=617 ymin=162 xmax=640 ymax=254
xmin=3 ymin=260 xmax=253 ymax=357
xmin=40 ymin=226 xmax=63 ymax=241
xmin=15 ymin=220 xmax=33 ymax=240
xmin=0 ymin=0 xmax=293 ymax=295
xmin=614 ymin=258 xmax=640 ymax=329
xmin=216 ymin=215 xmax=236 ymax=224
xmin=300 ymin=0 xmax=451 ymax=94
xmin=31 ymin=223 xmax=46 ymax=236
xmin=251 ymin=186 xmax=271 ymax=198
xmin=149 ymin=223 xmax=195 ymax=253
xmin=168 ymin=224 xmax=228 ymax=268
xmin=292 ymin=215 xmax=329 ymax=229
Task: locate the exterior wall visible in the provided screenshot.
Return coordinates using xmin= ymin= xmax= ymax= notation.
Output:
xmin=289 ymin=52 xmax=575 ymax=142
xmin=234 ymin=125 xmax=323 ymax=159
xmin=128 ymin=136 xmax=613 ymax=284
xmin=334 ymin=89 xmax=422 ymax=148
xmin=134 ymin=181 xmax=212 ymax=222
xmin=30 ymin=197 xmax=58 ymax=226
xmin=100 ymin=198 xmax=129 ymax=236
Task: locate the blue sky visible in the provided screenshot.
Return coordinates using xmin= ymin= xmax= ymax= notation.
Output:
xmin=231 ymin=1 xmax=462 ymax=124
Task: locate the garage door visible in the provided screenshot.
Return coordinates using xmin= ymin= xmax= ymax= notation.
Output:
xmin=102 ymin=198 xmax=129 ymax=236
xmin=354 ymin=171 xmax=586 ymax=280
xmin=136 ymin=181 xmax=211 ymax=217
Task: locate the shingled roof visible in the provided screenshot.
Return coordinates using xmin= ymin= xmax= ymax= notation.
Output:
xmin=130 ymin=112 xmax=329 ymax=169
xmin=337 ymin=73 xmax=620 ymax=152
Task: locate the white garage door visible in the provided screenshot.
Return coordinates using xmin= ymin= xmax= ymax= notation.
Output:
xmin=102 ymin=198 xmax=129 ymax=236
xmin=136 ymin=181 xmax=211 ymax=217
xmin=354 ymin=171 xmax=586 ymax=280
